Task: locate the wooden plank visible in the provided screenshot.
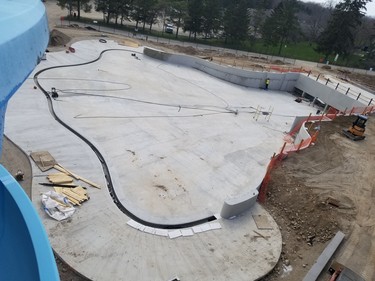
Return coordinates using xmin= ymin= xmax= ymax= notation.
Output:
xmin=54 ymin=164 xmax=101 ymax=189
xmin=54 ymin=187 xmax=64 ymax=194
xmin=78 ymin=177 xmax=101 ymax=189
xmin=30 ymin=151 xmax=57 ymax=171
xmin=70 ymin=186 xmax=88 ymax=198
xmin=67 ymin=197 xmax=80 ymax=206
xmin=53 ymin=164 xmax=79 ymax=179
xmin=253 ymin=214 xmax=273 ymax=230
xmin=61 ymin=192 xmax=80 ymax=206
xmin=47 ymin=173 xmax=73 ymax=182
xmin=48 ymin=176 xmax=74 ymax=184
xmin=62 ymin=190 xmax=84 ymax=202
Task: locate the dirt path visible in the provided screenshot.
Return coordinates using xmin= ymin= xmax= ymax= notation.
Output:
xmin=0 ymin=136 xmax=32 ymax=197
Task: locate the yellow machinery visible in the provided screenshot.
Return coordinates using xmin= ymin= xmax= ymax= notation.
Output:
xmin=342 ymin=115 xmax=368 ymax=141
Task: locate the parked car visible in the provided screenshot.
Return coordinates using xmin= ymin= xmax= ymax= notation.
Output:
xmin=165 ymin=23 xmax=173 ymax=34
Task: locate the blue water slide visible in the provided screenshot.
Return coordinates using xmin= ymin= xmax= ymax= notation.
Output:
xmin=0 ymin=0 xmax=59 ymax=280
xmin=0 ymin=0 xmax=49 ymax=154
xmin=0 ymin=165 xmax=59 ymax=280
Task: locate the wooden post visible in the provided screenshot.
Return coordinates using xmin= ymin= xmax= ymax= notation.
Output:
xmin=311 ymin=130 xmax=319 ymax=143
xmin=319 ymin=112 xmax=325 ymax=123
xmin=306 ymin=113 xmax=312 ymax=123
xmin=278 ymin=142 xmax=287 ymax=161
xmin=349 ymin=107 xmax=355 ymax=115
xmin=308 ymin=121 xmax=315 ymax=132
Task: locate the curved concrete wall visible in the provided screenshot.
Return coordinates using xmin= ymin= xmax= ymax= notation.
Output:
xmin=145 ymin=48 xmax=370 ymax=113
xmin=220 ymin=190 xmax=259 ymax=219
xmin=144 ymin=47 xmax=299 ymax=92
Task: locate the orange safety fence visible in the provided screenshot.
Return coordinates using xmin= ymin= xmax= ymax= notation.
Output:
xmin=258 ymin=105 xmax=374 ymax=204
xmin=326 ymin=107 xmax=340 ymax=115
xmin=286 ymin=113 xmax=335 ymax=140
xmin=258 ymin=113 xmax=334 ymax=203
xmin=346 ymin=106 xmax=375 ymax=115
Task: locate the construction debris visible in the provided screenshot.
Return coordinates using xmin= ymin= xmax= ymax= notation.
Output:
xmin=253 ymin=214 xmax=273 ymax=230
xmin=42 ymin=191 xmax=75 ymax=221
xmin=47 ymin=173 xmax=74 ymax=184
xmin=327 ymin=197 xmax=340 ymax=208
xmin=30 ymin=151 xmax=57 ymax=171
xmin=54 ymin=164 xmax=101 ymax=189
xmin=54 ymin=186 xmax=89 ymax=206
xmin=14 ymin=170 xmax=24 ymax=181
xmin=30 ymin=151 xmax=101 ymax=189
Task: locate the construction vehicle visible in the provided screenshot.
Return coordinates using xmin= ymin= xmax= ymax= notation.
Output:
xmin=342 ymin=115 xmax=368 ymax=141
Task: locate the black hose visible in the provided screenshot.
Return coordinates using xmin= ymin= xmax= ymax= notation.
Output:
xmin=33 ymin=48 xmax=216 ymax=229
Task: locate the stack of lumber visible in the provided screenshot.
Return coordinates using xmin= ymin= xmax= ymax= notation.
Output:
xmin=47 ymin=173 xmax=74 ymax=184
xmin=54 ymin=186 xmax=89 ymax=206
xmin=42 ymin=163 xmax=101 ymax=206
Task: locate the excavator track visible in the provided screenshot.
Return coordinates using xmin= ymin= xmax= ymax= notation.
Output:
xmin=342 ymin=129 xmax=366 ymax=141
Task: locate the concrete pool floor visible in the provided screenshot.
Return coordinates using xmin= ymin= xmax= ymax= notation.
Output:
xmin=5 ymin=40 xmax=316 ymax=280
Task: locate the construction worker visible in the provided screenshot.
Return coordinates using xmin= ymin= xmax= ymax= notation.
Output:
xmin=265 ymin=78 xmax=270 ymax=90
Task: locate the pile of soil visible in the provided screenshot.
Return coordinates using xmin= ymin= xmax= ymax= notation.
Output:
xmin=49 ymin=29 xmax=71 ymax=47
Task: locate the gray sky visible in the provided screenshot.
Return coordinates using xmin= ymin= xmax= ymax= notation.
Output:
xmin=301 ymin=0 xmax=375 ymax=18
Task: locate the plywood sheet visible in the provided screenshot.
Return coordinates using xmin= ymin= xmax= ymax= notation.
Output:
xmin=252 ymin=214 xmax=273 ymax=230
xmin=30 ymin=151 xmax=57 ymax=171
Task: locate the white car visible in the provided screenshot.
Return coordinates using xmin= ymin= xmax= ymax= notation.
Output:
xmin=165 ymin=23 xmax=173 ymax=34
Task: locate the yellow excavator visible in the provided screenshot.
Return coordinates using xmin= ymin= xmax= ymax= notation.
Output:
xmin=342 ymin=115 xmax=368 ymax=141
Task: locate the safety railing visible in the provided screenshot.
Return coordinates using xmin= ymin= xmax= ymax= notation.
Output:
xmin=307 ymin=72 xmax=375 ymax=106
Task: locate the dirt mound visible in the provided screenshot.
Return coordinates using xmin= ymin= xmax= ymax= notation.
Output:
xmin=172 ymin=45 xmax=198 ymax=55
xmin=49 ymin=29 xmax=71 ymax=47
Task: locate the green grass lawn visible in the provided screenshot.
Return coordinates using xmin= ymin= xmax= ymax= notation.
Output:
xmin=71 ymin=16 xmax=366 ymax=68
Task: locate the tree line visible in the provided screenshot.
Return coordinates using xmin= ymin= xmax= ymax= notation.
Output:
xmin=57 ymin=0 xmax=374 ymax=66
